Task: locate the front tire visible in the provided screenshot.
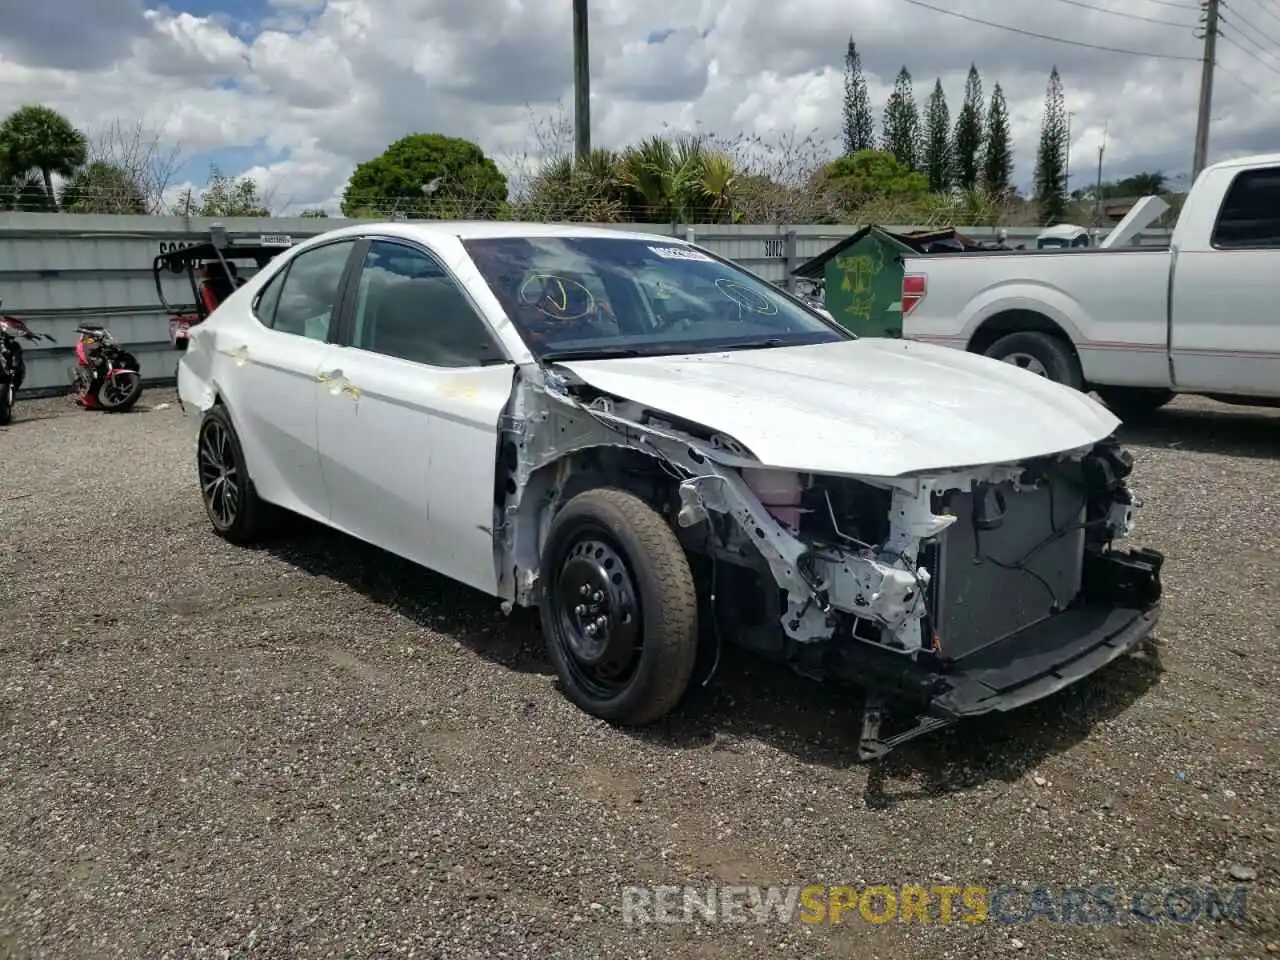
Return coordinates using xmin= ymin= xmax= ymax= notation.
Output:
xmin=197 ymin=405 xmax=277 ymax=544
xmin=98 ymin=370 xmax=143 ymax=412
xmin=540 ymin=487 xmax=699 ymax=727
xmin=984 ymin=331 xmax=1084 ymax=390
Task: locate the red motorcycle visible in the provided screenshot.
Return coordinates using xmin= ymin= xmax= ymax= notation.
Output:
xmin=0 ymin=298 xmax=55 ymax=425
xmin=71 ymin=323 xmax=143 ymax=412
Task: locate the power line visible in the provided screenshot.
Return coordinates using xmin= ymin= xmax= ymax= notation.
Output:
xmin=1135 ymin=0 xmax=1200 ymax=7
xmin=1217 ymin=57 xmax=1278 ymax=100
xmin=1221 ymin=1 xmax=1280 ymax=47
xmin=1236 ymin=0 xmax=1280 ymax=28
xmin=1042 ymin=0 xmax=1197 ymax=28
xmin=1220 ymin=22 xmax=1280 ymax=69
xmin=1218 ymin=31 xmax=1280 ymax=75
xmin=895 ymin=0 xmax=1203 ymax=59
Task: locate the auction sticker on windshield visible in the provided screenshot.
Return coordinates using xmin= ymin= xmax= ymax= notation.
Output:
xmin=648 ymin=246 xmax=713 ymax=262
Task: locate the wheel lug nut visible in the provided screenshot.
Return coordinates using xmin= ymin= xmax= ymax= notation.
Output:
xmin=585 ymin=624 xmax=597 ymax=636
xmin=574 ymin=604 xmax=586 ymax=615
xmin=596 ymin=616 xmax=608 ymax=630
xmin=592 ymin=591 xmax=603 ymax=602
xmin=579 ymin=584 xmax=590 ymax=596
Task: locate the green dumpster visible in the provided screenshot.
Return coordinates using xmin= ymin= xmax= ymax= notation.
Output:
xmin=793 ymin=226 xmax=983 ymax=338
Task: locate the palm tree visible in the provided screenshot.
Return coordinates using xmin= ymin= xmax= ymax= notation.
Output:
xmin=0 ymin=105 xmax=88 ymax=210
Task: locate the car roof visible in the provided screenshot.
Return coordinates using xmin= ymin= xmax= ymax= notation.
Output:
xmin=299 ymin=220 xmax=686 ymax=246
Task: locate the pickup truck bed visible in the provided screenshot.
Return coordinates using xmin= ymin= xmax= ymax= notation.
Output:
xmin=901 ymin=152 xmax=1280 ymax=412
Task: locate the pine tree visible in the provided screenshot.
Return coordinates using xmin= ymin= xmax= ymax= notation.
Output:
xmin=923 ymin=79 xmax=952 ymax=193
xmin=881 ymin=67 xmax=922 ymax=170
xmin=981 ymin=83 xmax=1013 ymax=198
xmin=1034 ymin=66 xmax=1069 ymax=224
xmin=952 ymin=64 xmax=984 ymax=191
xmin=841 ymin=38 xmax=875 ymax=154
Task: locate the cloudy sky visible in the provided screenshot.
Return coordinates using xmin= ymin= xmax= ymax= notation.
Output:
xmin=0 ymin=0 xmax=1274 ymax=213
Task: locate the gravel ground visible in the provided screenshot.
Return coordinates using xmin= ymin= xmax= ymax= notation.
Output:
xmin=0 ymin=390 xmax=1277 ymax=959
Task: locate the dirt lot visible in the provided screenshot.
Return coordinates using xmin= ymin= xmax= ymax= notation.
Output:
xmin=0 ymin=390 xmax=1277 ymax=959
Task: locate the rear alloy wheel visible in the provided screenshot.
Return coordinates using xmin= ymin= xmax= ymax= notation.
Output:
xmin=540 ymin=488 xmax=699 ymax=726
xmin=197 ymin=405 xmax=277 ymax=544
xmin=984 ymin=331 xmax=1084 ymax=390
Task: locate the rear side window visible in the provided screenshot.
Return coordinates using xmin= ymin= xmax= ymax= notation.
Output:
xmin=1212 ymin=167 xmax=1280 ymax=249
xmin=267 ymin=240 xmax=356 ymax=340
xmin=253 ymin=270 xmax=286 ymax=325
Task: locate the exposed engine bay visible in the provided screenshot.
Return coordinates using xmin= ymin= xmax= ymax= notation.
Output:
xmin=494 ymin=363 xmax=1163 ymax=758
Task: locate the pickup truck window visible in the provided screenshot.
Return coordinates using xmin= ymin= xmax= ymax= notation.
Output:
xmin=1212 ymin=166 xmax=1280 ymax=249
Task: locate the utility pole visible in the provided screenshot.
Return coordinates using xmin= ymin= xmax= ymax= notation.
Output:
xmin=1093 ymin=122 xmax=1108 ymax=227
xmin=572 ymin=0 xmax=591 ymax=161
xmin=1193 ymin=0 xmax=1220 ymax=179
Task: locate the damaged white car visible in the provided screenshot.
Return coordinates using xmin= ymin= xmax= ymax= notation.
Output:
xmin=177 ymin=222 xmax=1164 ymax=760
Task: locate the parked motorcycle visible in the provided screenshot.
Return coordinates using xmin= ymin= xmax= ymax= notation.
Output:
xmin=71 ymin=323 xmax=143 ymax=412
xmin=0 ymin=298 xmax=55 ymax=425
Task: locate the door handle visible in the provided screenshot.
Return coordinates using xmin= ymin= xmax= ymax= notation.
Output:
xmin=315 ymin=368 xmax=344 ymax=383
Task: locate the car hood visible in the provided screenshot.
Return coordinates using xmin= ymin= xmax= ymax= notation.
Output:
xmin=554 ymin=338 xmax=1120 ymax=478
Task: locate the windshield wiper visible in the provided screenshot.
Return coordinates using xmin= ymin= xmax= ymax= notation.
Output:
xmin=540 ymin=346 xmax=649 ymax=362
xmin=729 ymin=338 xmax=789 ymax=349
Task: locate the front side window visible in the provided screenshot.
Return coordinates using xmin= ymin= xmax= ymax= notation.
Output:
xmin=349 ymin=240 xmax=503 ymax=367
xmin=1213 ymin=166 xmax=1280 ymax=249
xmin=269 ymin=240 xmax=356 ymax=341
xmin=461 ymin=236 xmax=847 ymax=360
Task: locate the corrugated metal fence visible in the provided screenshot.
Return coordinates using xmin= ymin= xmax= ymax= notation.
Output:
xmin=0 ymin=213 xmax=1171 ymax=395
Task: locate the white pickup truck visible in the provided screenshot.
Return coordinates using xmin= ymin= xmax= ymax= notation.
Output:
xmin=900 ymin=152 xmax=1280 ymax=417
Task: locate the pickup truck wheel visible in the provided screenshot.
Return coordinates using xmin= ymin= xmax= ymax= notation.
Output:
xmin=1096 ymin=386 xmax=1175 ymax=421
xmin=540 ymin=487 xmax=699 ymax=727
xmin=984 ymin=331 xmax=1084 ymax=390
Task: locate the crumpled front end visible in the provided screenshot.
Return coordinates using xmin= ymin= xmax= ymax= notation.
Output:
xmin=497 ymin=363 xmax=1162 ymax=758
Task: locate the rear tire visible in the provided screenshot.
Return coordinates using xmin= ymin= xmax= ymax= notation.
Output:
xmin=983 ymin=331 xmax=1084 ymax=390
xmin=0 ymin=382 xmax=13 ymax=426
xmin=197 ymin=405 xmax=278 ymax=544
xmin=539 ymin=487 xmax=699 ymax=727
xmin=1095 ymin=386 xmax=1175 ymax=421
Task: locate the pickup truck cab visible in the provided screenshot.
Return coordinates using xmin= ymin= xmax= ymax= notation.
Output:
xmin=901 ymin=153 xmax=1280 ymax=417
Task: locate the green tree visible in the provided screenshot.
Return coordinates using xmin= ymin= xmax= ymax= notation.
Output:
xmin=819 ymin=148 xmax=928 ymax=208
xmin=881 ymin=67 xmax=922 ymax=170
xmin=0 ymin=170 xmax=53 ymax=212
xmin=923 ymin=79 xmax=952 ymax=193
xmin=952 ymin=64 xmax=984 ymax=191
xmin=299 ymin=207 xmax=329 ymax=217
xmin=341 ymin=133 xmax=507 ymax=218
xmin=981 ymin=83 xmax=1013 ymax=198
xmin=173 ymin=166 xmax=271 ymax=217
xmin=58 ymin=161 xmax=146 ymax=214
xmin=616 ymin=135 xmax=738 ymax=223
xmin=841 ymin=38 xmax=875 ymax=155
xmin=0 ymin=104 xmax=88 ymax=210
xmin=1034 ymin=66 xmax=1069 ymax=224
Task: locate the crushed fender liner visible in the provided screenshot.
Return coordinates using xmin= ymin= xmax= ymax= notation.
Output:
xmin=493 ymin=362 xmax=1165 ymax=761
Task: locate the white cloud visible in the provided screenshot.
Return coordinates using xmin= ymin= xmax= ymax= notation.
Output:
xmin=0 ymin=0 xmax=1273 ymax=215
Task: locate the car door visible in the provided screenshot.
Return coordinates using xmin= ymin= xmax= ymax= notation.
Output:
xmin=314 ymin=236 xmax=515 ymax=596
xmin=226 ymin=238 xmax=359 ymax=522
xmin=1170 ymin=164 xmax=1280 ymax=396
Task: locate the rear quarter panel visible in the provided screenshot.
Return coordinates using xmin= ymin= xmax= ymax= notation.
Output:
xmin=903 ymin=250 xmax=1174 ymax=388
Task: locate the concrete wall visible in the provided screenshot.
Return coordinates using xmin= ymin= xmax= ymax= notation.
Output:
xmin=0 ymin=213 xmax=1171 ymax=395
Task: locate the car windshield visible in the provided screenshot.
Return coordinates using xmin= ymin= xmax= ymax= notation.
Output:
xmin=461 ymin=236 xmax=849 ymax=360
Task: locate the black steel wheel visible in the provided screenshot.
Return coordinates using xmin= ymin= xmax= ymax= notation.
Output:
xmin=984 ymin=330 xmax=1084 ymax=390
xmin=540 ymin=487 xmax=699 ymax=726
xmin=196 ymin=405 xmax=276 ymax=543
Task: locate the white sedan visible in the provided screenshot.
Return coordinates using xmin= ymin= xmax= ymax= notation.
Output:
xmin=177 ymin=221 xmax=1163 ymax=760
